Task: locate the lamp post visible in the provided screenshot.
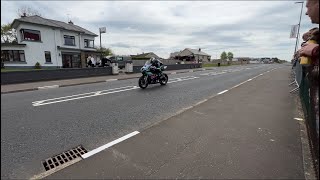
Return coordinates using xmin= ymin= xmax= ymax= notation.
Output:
xmin=294 ymin=1 xmax=304 ymax=54
xmin=99 ymin=27 xmax=106 ymax=58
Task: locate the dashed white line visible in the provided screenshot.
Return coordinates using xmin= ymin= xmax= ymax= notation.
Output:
xmin=217 ymin=90 xmax=228 ymax=95
xmin=81 ymin=131 xmax=140 ymax=159
xmin=195 ymin=99 xmax=208 ymax=106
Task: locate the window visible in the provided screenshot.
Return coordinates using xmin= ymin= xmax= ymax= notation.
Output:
xmin=64 ymin=35 xmax=75 ymax=46
xmin=45 ymin=51 xmax=51 ymax=63
xmin=1 ymin=50 xmax=25 ymax=62
xmin=84 ymin=39 xmax=94 ymax=48
xmin=21 ymin=29 xmax=41 ymax=41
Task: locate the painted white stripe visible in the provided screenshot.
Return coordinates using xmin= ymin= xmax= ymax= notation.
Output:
xmin=32 ymin=86 xmax=133 ymax=104
xmin=106 ymin=79 xmax=118 ymax=82
xmin=171 ymin=72 xmax=177 ymax=74
xmin=217 ymin=90 xmax=228 ymax=95
xmin=195 ymin=99 xmax=208 ymax=106
xmin=81 ymin=131 xmax=140 ymax=159
xmin=38 ymin=85 xmax=59 ymax=90
xmin=247 ymin=79 xmax=252 ymax=81
xmin=33 ymin=86 xmax=138 ymax=106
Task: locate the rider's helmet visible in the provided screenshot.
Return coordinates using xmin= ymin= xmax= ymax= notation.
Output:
xmin=150 ymin=57 xmax=157 ymax=64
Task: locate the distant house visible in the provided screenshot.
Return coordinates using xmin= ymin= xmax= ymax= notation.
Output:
xmin=131 ymin=52 xmax=160 ymax=60
xmin=1 ymin=15 xmax=98 ymax=68
xmin=170 ymin=48 xmax=211 ymax=62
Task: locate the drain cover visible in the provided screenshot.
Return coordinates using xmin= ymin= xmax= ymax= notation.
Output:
xmin=42 ymin=145 xmax=87 ymax=171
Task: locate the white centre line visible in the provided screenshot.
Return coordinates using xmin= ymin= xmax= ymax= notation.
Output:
xmin=81 ymin=131 xmax=140 ymax=159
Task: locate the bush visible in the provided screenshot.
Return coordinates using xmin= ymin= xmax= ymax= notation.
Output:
xmin=34 ymin=62 xmax=41 ymax=69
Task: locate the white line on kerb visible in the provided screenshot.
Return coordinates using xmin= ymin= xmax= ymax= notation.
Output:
xmin=217 ymin=90 xmax=228 ymax=95
xmin=106 ymin=79 xmax=118 ymax=82
xmin=37 ymin=85 xmax=59 ymax=90
xmin=81 ymin=131 xmax=140 ymax=159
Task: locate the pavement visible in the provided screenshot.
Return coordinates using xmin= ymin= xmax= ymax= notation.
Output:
xmin=40 ymin=66 xmax=305 ymax=179
xmin=1 ymin=67 xmax=213 ymax=94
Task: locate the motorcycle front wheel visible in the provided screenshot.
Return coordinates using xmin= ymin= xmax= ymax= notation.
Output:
xmin=160 ymin=74 xmax=168 ymax=85
xmin=139 ymin=76 xmax=148 ymax=89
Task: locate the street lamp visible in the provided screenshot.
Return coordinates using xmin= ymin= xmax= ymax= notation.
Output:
xmin=293 ymin=1 xmax=304 ymax=54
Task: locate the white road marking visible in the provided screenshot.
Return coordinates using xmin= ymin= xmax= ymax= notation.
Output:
xmin=171 ymin=72 xmax=177 ymax=74
xmin=189 ymin=70 xmax=194 ymax=72
xmin=81 ymin=131 xmax=140 ymax=159
xmin=32 ymin=86 xmax=138 ymax=106
xmin=106 ymin=79 xmax=118 ymax=82
xmin=247 ymin=79 xmax=252 ymax=81
xmin=195 ymin=99 xmax=208 ymax=106
xmin=37 ymin=85 xmax=59 ymax=90
xmin=168 ymin=76 xmax=199 ymax=84
xmin=33 ymin=76 xmax=200 ymax=107
xmin=217 ymin=90 xmax=228 ymax=95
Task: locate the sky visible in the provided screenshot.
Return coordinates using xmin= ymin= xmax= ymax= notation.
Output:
xmin=1 ymin=0 xmax=316 ymax=60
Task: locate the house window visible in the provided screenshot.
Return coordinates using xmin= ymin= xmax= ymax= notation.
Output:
xmin=45 ymin=51 xmax=51 ymax=63
xmin=84 ymin=39 xmax=94 ymax=48
xmin=64 ymin=35 xmax=75 ymax=46
xmin=1 ymin=50 xmax=25 ymax=62
xmin=21 ymin=29 xmax=41 ymax=41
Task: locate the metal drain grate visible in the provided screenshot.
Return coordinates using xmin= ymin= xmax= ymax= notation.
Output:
xmin=42 ymin=145 xmax=87 ymax=171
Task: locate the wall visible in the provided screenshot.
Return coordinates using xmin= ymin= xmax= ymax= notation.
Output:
xmin=132 ymin=59 xmax=180 ymax=66
xmin=1 ymin=67 xmax=112 ymax=84
xmin=132 ymin=63 xmax=202 ymax=73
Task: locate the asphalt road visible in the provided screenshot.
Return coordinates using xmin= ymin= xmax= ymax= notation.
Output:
xmin=1 ymin=64 xmax=278 ymax=179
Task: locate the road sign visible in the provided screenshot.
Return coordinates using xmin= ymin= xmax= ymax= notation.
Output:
xmin=99 ymin=27 xmax=106 ymax=33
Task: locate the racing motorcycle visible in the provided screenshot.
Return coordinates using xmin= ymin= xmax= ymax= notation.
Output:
xmin=138 ymin=60 xmax=168 ymax=89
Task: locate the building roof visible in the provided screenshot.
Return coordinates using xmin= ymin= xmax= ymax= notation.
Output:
xmin=11 ymin=15 xmax=98 ymax=36
xmin=131 ymin=52 xmax=160 ymax=59
xmin=170 ymin=51 xmax=180 ymax=57
xmin=185 ymin=48 xmax=210 ymax=56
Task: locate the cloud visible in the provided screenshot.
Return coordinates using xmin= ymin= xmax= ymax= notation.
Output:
xmin=1 ymin=1 xmax=316 ymax=60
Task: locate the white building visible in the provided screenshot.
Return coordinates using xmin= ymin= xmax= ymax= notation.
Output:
xmin=1 ymin=15 xmax=99 ymax=68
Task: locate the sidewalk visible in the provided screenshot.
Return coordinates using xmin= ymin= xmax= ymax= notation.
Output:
xmin=45 ymin=67 xmax=310 ymax=179
xmin=1 ymin=68 xmax=210 ymax=94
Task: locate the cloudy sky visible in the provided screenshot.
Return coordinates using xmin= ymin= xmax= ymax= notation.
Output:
xmin=1 ymin=0 xmax=316 ymax=60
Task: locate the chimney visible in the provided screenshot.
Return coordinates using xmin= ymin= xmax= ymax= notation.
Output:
xmin=21 ymin=13 xmax=27 ymax=17
xmin=68 ymin=20 xmax=74 ymax=25
xmin=199 ymin=48 xmax=201 ymax=52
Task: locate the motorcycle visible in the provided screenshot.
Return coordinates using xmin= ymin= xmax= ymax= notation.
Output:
xmin=138 ymin=60 xmax=168 ymax=89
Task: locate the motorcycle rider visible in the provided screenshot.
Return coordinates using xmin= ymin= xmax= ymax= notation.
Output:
xmin=149 ymin=57 xmax=163 ymax=78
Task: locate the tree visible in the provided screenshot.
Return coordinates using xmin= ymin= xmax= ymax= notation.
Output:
xmin=227 ymin=52 xmax=234 ymax=61
xmin=1 ymin=23 xmax=16 ymax=43
xmin=220 ymin=51 xmax=227 ymax=60
xmin=17 ymin=6 xmax=42 ymax=17
xmin=96 ymin=46 xmax=113 ymax=57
